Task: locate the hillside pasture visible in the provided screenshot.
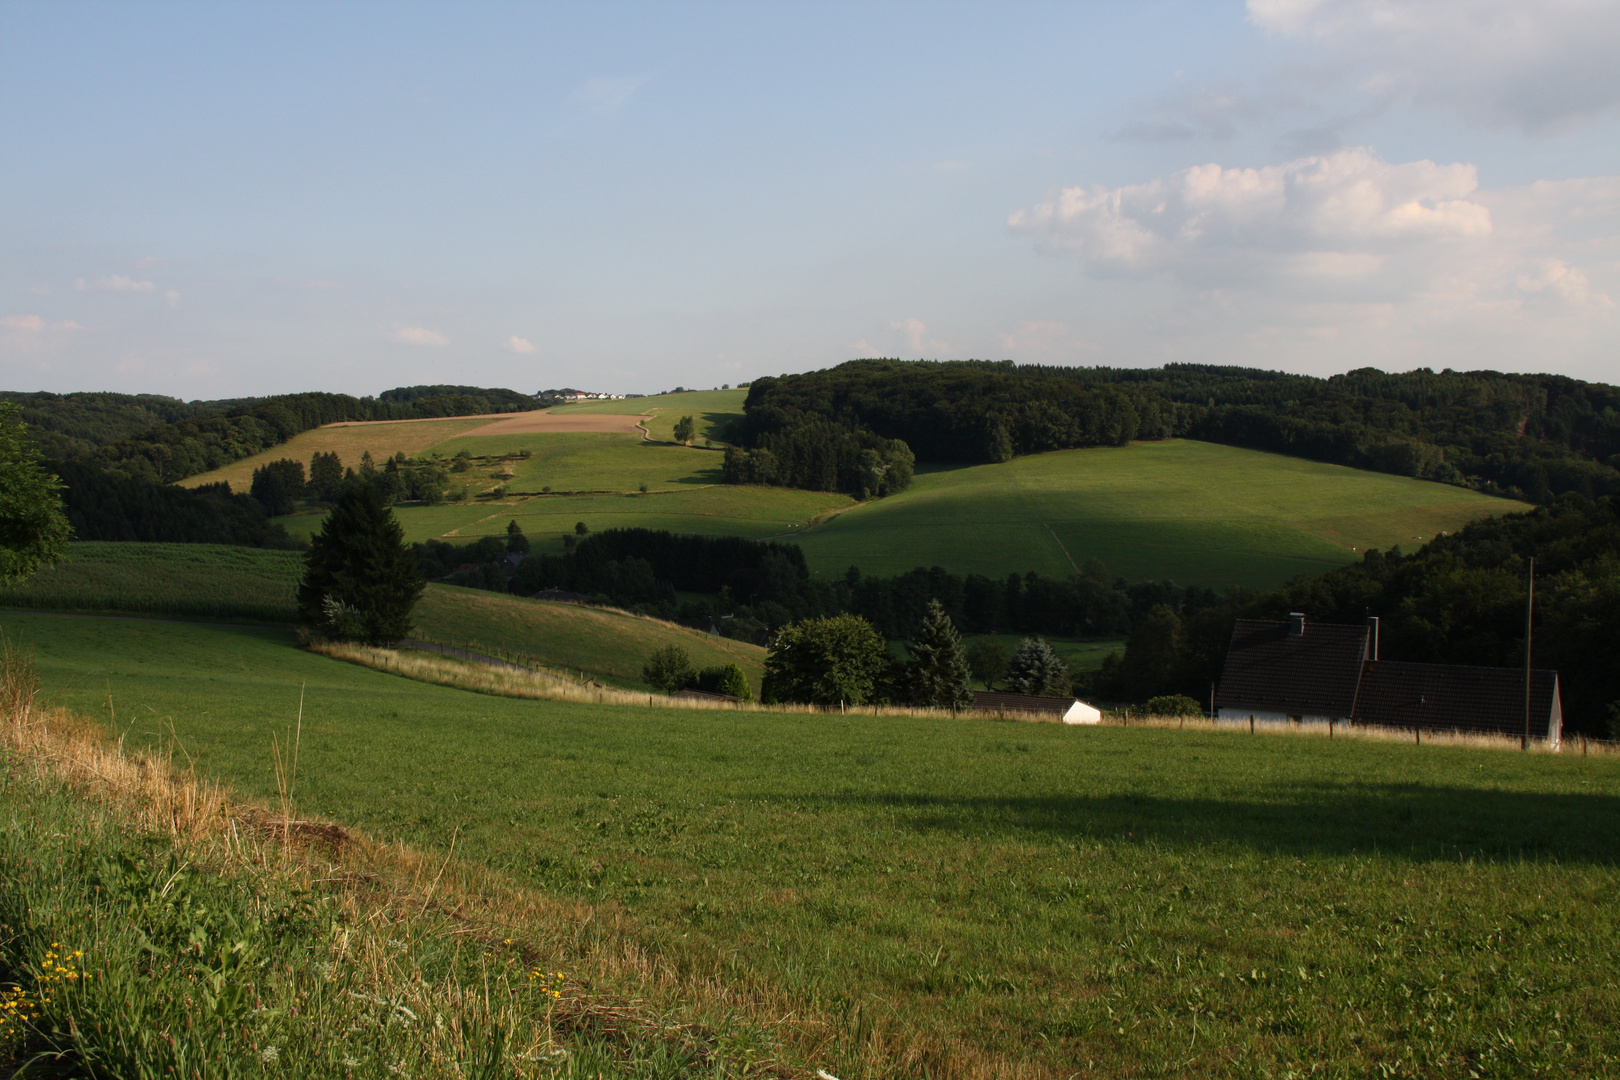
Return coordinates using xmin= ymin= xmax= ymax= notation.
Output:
xmin=793 ymin=439 xmax=1523 ymax=588
xmin=0 ymin=542 xmax=303 ymax=621
xmin=12 ymin=610 xmax=1619 ymax=1079
xmin=177 ymin=415 xmax=496 ymax=491
xmin=411 ymin=585 xmax=766 ymax=690
xmin=0 ymin=543 xmax=753 ymax=690
xmin=548 ymin=388 xmax=746 ymax=443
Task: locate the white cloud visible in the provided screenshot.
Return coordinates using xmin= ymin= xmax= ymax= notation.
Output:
xmin=1009 ymin=148 xmax=1491 ymax=288
xmin=1009 ymin=150 xmax=1619 ymax=372
xmin=572 ymin=73 xmax=654 ymax=114
xmin=998 ymin=320 xmax=1089 ymax=359
xmin=505 ymin=335 xmax=537 ymax=354
xmin=77 ymin=275 xmax=156 ymax=293
xmin=2 ymin=314 xmax=82 ymax=332
xmin=390 ymin=326 xmax=449 ymax=346
xmin=1248 ymin=0 xmax=1620 ymax=133
xmin=165 ymin=290 xmax=181 ymax=310
xmin=890 ymin=317 xmax=950 ymax=354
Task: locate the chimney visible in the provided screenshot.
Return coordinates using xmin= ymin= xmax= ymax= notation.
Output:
xmin=1288 ymin=612 xmax=1305 ymax=637
xmin=1366 ymin=616 xmax=1380 ymax=661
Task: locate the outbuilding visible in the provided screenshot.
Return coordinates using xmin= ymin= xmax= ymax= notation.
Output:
xmin=971 ymin=691 xmax=1102 ymax=724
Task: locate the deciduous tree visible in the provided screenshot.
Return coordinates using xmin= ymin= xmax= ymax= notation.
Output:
xmin=0 ymin=403 xmax=71 ymax=584
xmin=642 ymin=644 xmax=695 ymax=693
xmin=761 ymin=613 xmax=886 ymax=706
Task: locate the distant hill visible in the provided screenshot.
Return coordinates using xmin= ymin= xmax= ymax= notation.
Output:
xmin=732 ymin=360 xmax=1620 ymax=505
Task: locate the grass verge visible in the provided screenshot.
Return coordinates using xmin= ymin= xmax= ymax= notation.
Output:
xmin=0 ymin=642 xmax=809 ymax=1078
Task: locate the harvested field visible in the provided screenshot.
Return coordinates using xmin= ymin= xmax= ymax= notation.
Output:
xmin=178 ymin=415 xmax=496 ymax=491
xmin=454 ymin=410 xmax=648 ymax=436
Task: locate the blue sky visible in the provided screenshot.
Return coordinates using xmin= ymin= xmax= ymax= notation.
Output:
xmin=4 ymin=1 xmax=1618 ymax=397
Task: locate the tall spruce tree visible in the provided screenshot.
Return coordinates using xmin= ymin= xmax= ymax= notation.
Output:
xmin=298 ymin=482 xmax=424 ymax=644
xmin=1004 ymin=636 xmax=1071 ymax=697
xmin=907 ymin=599 xmax=974 ymax=709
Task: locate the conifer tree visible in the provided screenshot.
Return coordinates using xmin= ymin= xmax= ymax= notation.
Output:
xmin=1004 ymin=636 xmax=1071 ymax=697
xmin=297 ymin=482 xmax=424 ymax=644
xmin=907 ymin=599 xmax=974 ymax=709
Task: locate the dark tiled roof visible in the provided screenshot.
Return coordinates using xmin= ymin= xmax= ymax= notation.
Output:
xmin=971 ymin=691 xmax=1075 ymax=716
xmin=1355 ymin=661 xmax=1560 ymax=739
xmin=1213 ymin=618 xmax=1368 ymax=718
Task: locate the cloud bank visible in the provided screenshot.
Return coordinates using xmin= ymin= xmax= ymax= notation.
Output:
xmin=1249 ymin=0 xmax=1620 ymax=133
xmin=1009 ymin=147 xmax=1618 ymax=369
xmin=390 ymin=326 xmax=449 ymax=346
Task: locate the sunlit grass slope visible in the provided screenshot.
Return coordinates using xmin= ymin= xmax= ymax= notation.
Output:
xmin=549 ymin=388 xmax=745 ymax=442
xmin=178 ymin=415 xmax=494 ymax=491
xmin=793 ymin=439 xmax=1524 ymax=588
xmin=12 ymin=610 xmax=1619 ymax=1079
xmin=412 ymin=585 xmax=765 ymax=690
xmin=270 ymin=429 xmax=852 ymax=547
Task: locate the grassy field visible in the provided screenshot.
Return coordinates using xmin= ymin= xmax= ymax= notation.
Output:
xmin=12 ymin=610 xmax=1619 ymax=1078
xmin=550 ymin=388 xmax=746 ymax=443
xmin=178 ymin=415 xmax=497 ymax=492
xmin=793 ymin=440 xmax=1524 ymax=588
xmin=412 ymin=586 xmax=765 ymax=692
xmin=0 ymin=543 xmax=756 ymax=690
xmin=0 ymin=542 xmax=304 ymax=622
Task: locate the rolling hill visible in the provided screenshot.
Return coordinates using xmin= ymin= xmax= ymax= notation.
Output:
xmin=0 ymin=541 xmax=761 ymax=690
xmin=790 ymin=439 xmax=1523 ymax=588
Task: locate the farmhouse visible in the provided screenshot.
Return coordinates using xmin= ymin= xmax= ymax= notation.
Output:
xmin=1213 ymin=614 xmax=1563 ymax=746
xmin=971 ymin=691 xmax=1102 ymax=725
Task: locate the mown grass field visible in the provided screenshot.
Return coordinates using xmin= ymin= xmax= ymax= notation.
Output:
xmin=550 ymin=388 xmax=746 ymax=443
xmin=793 ymin=440 xmax=1524 ymax=588
xmin=412 ymin=586 xmax=765 ymax=691
xmin=0 ymin=544 xmax=754 ymax=690
xmin=11 ymin=610 xmax=1619 ymax=1079
xmin=0 ymin=542 xmax=304 ymax=622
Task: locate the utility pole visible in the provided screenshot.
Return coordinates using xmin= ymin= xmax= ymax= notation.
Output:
xmin=1522 ymin=556 xmax=1535 ymax=751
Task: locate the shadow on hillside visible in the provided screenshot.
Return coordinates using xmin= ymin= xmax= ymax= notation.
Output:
xmin=632 ymin=437 xmax=725 ymax=485
xmin=814 ymin=783 xmax=1620 ymax=865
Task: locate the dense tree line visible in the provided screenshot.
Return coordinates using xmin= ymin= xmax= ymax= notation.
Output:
xmin=12 ymin=385 xmax=532 ymax=485
xmin=52 ymin=460 xmax=299 ymax=548
xmin=475 ymin=526 xmax=1211 ymax=647
xmin=727 ymin=360 xmax=1620 ymax=504
xmin=1099 ymin=494 xmax=1620 ymax=738
xmin=0 ymin=391 xmax=219 ymax=460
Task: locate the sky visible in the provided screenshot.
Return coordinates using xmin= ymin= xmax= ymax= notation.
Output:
xmin=3 ymin=0 xmax=1619 ymax=398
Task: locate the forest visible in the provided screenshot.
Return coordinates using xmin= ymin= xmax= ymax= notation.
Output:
xmin=1096 ymin=492 xmax=1620 ymax=738
xmin=727 ymin=360 xmax=1620 ymax=503
xmin=7 ymin=385 xmax=534 ymax=484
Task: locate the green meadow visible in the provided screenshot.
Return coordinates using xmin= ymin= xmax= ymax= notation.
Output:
xmin=793 ymin=440 xmax=1524 ymax=587
xmin=11 ymin=611 xmax=1619 ymax=1078
xmin=549 ymin=388 xmax=746 ymax=443
xmin=0 ymin=544 xmax=758 ymax=690
xmin=0 ymin=542 xmax=304 ymax=622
